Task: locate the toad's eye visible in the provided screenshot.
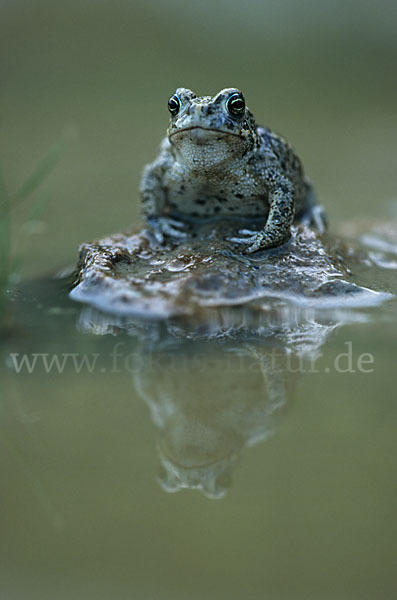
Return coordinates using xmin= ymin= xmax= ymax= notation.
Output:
xmin=168 ymin=94 xmax=181 ymax=116
xmin=226 ymin=93 xmax=245 ymax=117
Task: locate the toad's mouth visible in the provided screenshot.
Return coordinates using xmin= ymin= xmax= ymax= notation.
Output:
xmin=169 ymin=126 xmax=241 ymax=140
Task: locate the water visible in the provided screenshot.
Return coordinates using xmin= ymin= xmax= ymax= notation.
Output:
xmin=1 ymin=2 xmax=397 ymax=599
xmin=2 ymin=251 xmax=397 ymax=599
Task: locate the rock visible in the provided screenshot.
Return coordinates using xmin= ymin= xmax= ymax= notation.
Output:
xmin=70 ymin=221 xmax=389 ymax=320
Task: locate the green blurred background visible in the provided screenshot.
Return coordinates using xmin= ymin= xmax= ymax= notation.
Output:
xmin=1 ymin=0 xmax=396 ymax=278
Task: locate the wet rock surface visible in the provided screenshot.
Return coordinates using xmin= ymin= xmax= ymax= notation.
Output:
xmin=70 ymin=221 xmax=390 ymax=320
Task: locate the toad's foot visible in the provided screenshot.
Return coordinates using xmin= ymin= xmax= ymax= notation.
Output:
xmin=148 ymin=216 xmax=189 ymax=244
xmin=299 ymin=204 xmax=328 ymax=233
xmin=228 ymin=229 xmax=289 ymax=254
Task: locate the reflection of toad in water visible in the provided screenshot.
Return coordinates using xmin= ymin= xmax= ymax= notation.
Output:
xmin=134 ymin=345 xmax=290 ymax=499
xmin=78 ymin=305 xmax=341 ymax=499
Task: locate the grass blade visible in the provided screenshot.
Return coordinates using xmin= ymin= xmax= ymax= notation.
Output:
xmin=10 ymin=135 xmax=67 ymax=207
xmin=0 ymin=168 xmax=10 ymax=317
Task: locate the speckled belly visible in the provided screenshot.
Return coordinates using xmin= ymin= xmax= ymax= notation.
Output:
xmin=166 ymin=183 xmax=269 ymax=220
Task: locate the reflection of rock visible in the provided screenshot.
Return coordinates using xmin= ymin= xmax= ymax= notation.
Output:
xmin=70 ymin=222 xmax=390 ymax=320
xmin=134 ymin=344 xmax=290 ymax=499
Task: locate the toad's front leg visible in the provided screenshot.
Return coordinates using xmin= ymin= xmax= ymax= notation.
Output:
xmin=140 ymin=159 xmax=188 ymax=243
xmin=231 ymin=175 xmax=295 ymax=253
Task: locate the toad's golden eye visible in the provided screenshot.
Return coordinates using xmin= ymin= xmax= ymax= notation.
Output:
xmin=226 ymin=93 xmax=245 ymax=117
xmin=168 ymin=94 xmax=181 ymax=117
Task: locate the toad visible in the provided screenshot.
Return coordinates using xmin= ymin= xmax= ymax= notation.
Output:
xmin=140 ymin=87 xmax=326 ymax=253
